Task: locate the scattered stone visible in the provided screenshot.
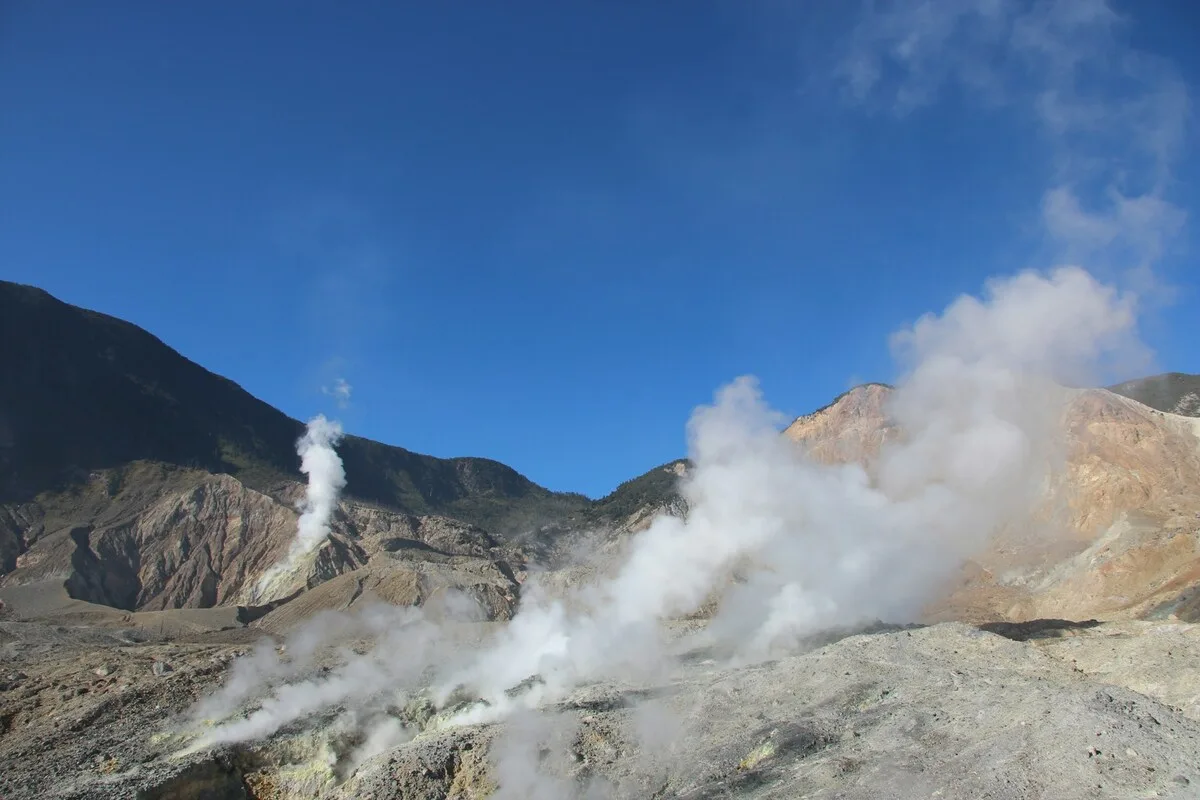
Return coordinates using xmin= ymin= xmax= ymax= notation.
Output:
xmin=94 ymin=665 xmax=113 ymax=678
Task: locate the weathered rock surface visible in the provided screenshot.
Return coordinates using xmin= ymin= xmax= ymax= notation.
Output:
xmin=783 ymin=382 xmax=897 ymax=466
xmin=785 ymin=384 xmax=1200 ymax=624
xmin=0 ymin=619 xmax=260 ymax=800
xmin=0 ymin=464 xmax=525 ymax=625
xmin=12 ymin=619 xmax=1200 ymax=800
xmin=250 ymin=552 xmax=520 ymax=634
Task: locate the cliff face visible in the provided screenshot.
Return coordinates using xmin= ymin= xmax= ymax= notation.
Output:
xmin=0 ymin=461 xmax=522 ymax=626
xmin=784 ymin=383 xmax=1200 ymax=622
xmin=0 ymin=279 xmax=590 ymax=623
xmin=5 ymin=276 xmax=1198 ymax=630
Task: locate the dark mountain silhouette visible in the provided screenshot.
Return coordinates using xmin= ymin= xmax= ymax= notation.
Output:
xmin=5 ymin=277 xmax=1190 ymax=551
xmin=1108 ymin=372 xmax=1200 ymax=417
xmin=0 ymin=280 xmax=590 ymax=536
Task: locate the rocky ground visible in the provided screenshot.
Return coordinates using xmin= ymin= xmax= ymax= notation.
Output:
xmin=4 ymin=612 xmax=1200 ymax=799
xmin=0 ymin=616 xmax=258 ymax=798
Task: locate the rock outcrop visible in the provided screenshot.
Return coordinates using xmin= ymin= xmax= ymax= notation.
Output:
xmin=784 ymin=383 xmax=1200 ymax=624
xmin=783 ymin=382 xmax=896 ymax=465
xmin=0 ymin=461 xmax=524 ymax=631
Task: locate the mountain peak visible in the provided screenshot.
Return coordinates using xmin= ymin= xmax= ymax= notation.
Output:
xmin=783 ymin=382 xmax=895 ymax=465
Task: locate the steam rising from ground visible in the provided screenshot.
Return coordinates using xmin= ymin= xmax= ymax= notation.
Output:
xmin=439 ymin=267 xmax=1137 ymax=709
xmin=178 ymin=4 xmax=1181 ymax=793
xmin=192 ymin=267 xmax=1140 ymax=786
xmin=253 ymin=415 xmax=346 ymax=603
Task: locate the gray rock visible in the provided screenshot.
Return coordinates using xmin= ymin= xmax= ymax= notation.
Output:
xmin=14 ymin=620 xmax=1200 ymax=800
xmin=343 ymin=623 xmax=1200 ymax=800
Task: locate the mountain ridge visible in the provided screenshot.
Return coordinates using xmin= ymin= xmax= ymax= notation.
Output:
xmin=0 ymin=281 xmax=686 ymax=614
xmin=4 ymin=283 xmax=1200 ymax=800
xmin=779 ymin=380 xmax=1200 ymax=623
xmin=0 ymin=280 xmax=592 ymax=536
xmin=1108 ymin=371 xmax=1200 ymax=417
xmin=5 ymin=279 xmax=1198 ymax=621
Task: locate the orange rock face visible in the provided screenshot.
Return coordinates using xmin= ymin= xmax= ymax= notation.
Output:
xmin=784 ymin=384 xmax=1200 ymax=622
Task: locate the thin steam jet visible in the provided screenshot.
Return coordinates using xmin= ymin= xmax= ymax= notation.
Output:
xmin=252 ymin=414 xmax=347 ymax=603
xmin=192 ymin=265 xmax=1142 ymax=758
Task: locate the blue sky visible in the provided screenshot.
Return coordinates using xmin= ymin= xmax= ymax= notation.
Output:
xmin=2 ymin=1 xmax=1198 ymax=497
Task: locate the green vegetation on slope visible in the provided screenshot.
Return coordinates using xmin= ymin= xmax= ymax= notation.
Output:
xmin=1108 ymin=373 xmax=1200 ymax=417
xmin=588 ymin=459 xmax=688 ymax=522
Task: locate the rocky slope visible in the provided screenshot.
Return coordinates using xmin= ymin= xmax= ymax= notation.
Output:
xmin=0 ymin=461 xmax=527 ymax=624
xmin=5 ymin=618 xmax=1200 ymax=799
xmin=783 ymin=382 xmax=1200 ymax=625
xmin=7 ymin=280 xmax=1192 ymax=636
xmin=0 ymin=281 xmax=665 ymax=625
xmin=5 ymin=280 xmax=1200 ymax=798
xmin=1110 ymin=372 xmax=1200 ymax=417
xmin=782 ymin=382 xmax=896 ymax=465
xmin=0 ymin=280 xmax=592 ymax=537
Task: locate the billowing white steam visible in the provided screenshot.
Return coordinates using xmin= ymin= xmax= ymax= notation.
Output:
xmin=193 ymin=265 xmax=1140 ymax=767
xmin=252 ymin=415 xmax=347 ymax=603
xmin=179 ymin=0 xmax=1181 ymax=791
xmin=435 ymin=270 xmax=1138 ymax=713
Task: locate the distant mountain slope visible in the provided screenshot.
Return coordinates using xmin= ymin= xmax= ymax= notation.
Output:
xmin=588 ymin=383 xmax=903 ymax=530
xmin=784 ymin=382 xmax=1200 ymax=623
xmin=590 ymin=459 xmax=688 ymax=521
xmin=0 ymin=459 xmax=524 ymax=614
xmin=1109 ymin=372 xmax=1200 ymax=417
xmin=0 ymin=281 xmax=588 ymax=535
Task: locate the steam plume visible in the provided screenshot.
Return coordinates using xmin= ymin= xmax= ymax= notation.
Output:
xmin=182 ymin=3 xmax=1182 ymax=793
xmin=252 ymin=415 xmax=346 ymax=603
xmin=194 ymin=265 xmax=1142 ymax=766
xmin=434 ymin=270 xmax=1138 ymax=712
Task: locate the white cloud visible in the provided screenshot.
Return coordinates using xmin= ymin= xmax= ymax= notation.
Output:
xmin=1042 ymin=186 xmax=1187 ymax=268
xmin=836 ymin=0 xmax=1189 ymax=275
xmin=321 ymin=377 xmax=353 ymax=408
